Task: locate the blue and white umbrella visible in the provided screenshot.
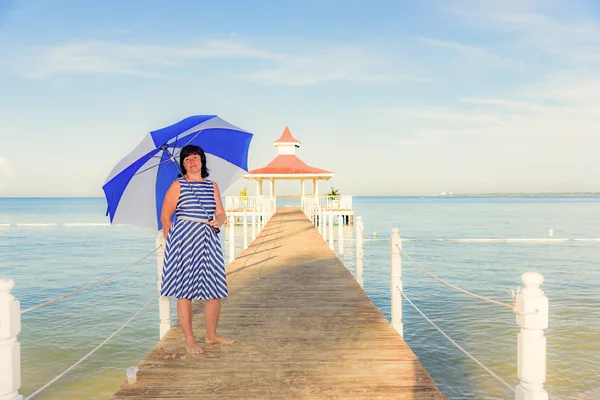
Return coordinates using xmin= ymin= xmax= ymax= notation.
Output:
xmin=102 ymin=115 xmax=253 ymax=230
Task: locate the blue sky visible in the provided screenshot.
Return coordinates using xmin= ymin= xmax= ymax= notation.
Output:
xmin=1 ymin=0 xmax=599 ymax=196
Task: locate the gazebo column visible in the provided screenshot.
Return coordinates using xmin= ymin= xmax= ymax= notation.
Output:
xmin=269 ymin=178 xmax=275 ymax=196
xmin=313 ymin=178 xmax=319 ymax=197
xmin=256 ymin=179 xmax=263 ymax=196
xmin=301 ymin=179 xmax=305 ymax=197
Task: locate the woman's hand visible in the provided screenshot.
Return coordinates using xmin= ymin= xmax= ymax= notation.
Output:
xmin=206 ymin=219 xmax=221 ymax=229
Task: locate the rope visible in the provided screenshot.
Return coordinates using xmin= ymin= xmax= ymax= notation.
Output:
xmin=24 ymin=292 xmax=159 ymax=400
xmin=21 ymin=246 xmax=160 ymax=315
xmin=401 ymin=290 xmax=515 ymax=392
xmin=398 ymin=244 xmax=515 ymax=311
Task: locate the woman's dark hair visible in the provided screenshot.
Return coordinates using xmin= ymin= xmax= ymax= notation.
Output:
xmin=179 ymin=144 xmax=209 ymax=178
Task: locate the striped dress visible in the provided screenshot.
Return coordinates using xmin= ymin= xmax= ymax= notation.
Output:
xmin=160 ymin=179 xmax=227 ymax=300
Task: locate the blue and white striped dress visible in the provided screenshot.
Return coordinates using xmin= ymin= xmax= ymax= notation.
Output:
xmin=160 ymin=178 xmax=227 ymax=300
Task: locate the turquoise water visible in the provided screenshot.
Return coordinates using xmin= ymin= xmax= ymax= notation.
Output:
xmin=1 ymin=196 xmax=599 ymax=399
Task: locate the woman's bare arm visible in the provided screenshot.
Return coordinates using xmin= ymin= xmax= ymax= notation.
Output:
xmin=212 ymin=181 xmax=226 ymax=227
xmin=160 ymin=180 xmax=180 ymax=239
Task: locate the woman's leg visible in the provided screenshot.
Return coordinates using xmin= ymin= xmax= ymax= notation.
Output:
xmin=177 ymin=298 xmax=203 ymax=354
xmin=205 ymin=298 xmax=234 ymax=344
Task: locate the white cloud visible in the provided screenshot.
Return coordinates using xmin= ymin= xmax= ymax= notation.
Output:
xmin=460 ymin=98 xmax=548 ymax=113
xmin=377 ymin=106 xmax=504 ymax=125
xmin=376 ymin=71 xmax=600 ymax=140
xmin=445 ymin=1 xmax=600 ymax=67
xmin=25 ymin=39 xmax=275 ymax=78
xmin=521 ymin=72 xmax=600 ymax=103
xmin=396 ymin=137 xmax=442 ymax=147
xmin=240 ymin=45 xmax=391 ymax=86
xmin=396 ymin=2 xmax=600 ymax=141
xmin=16 ymin=38 xmax=408 ymax=86
xmin=418 ymin=37 xmax=517 ymax=67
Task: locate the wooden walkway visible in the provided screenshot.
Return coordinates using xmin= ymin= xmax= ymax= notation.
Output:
xmin=113 ymin=208 xmax=445 ymax=399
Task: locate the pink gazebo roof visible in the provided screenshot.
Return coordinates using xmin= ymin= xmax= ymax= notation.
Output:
xmin=247 ymin=155 xmax=332 ymax=176
xmin=245 ymin=127 xmax=333 ymax=178
xmin=273 ymin=126 xmax=301 ymax=144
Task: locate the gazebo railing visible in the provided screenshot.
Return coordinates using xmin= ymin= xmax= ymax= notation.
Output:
xmin=225 ymin=196 xmax=276 ymax=211
xmin=303 ymin=195 xmax=352 ymax=210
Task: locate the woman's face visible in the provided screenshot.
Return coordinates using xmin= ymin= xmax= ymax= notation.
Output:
xmin=183 ymin=153 xmax=202 ymax=173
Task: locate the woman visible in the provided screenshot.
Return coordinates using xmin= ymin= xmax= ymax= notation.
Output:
xmin=159 ymin=144 xmax=233 ymax=354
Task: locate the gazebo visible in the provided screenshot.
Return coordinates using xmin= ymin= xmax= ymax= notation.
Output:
xmin=244 ymin=127 xmax=334 ymax=197
xmin=225 ymin=126 xmax=353 ymax=225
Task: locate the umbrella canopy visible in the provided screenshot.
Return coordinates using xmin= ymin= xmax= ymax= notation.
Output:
xmin=102 ymin=115 xmax=253 ymax=230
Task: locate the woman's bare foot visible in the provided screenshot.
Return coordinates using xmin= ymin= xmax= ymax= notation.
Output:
xmin=185 ymin=342 xmax=204 ymax=354
xmin=205 ymin=336 xmax=235 ymax=345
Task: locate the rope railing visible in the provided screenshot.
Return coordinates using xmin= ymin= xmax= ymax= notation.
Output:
xmin=346 ymin=217 xmax=549 ymax=400
xmin=21 ymin=246 xmax=160 ymax=315
xmin=357 ymin=245 xmax=514 ymax=391
xmin=256 ymin=207 xmax=549 ymax=399
xmin=401 ymin=289 xmax=514 ymax=392
xmin=2 ymin=205 xmax=282 ymax=400
xmin=356 ymin=231 xmax=600 ymax=243
xmin=398 ymin=245 xmax=539 ymax=316
xmin=397 ymin=244 xmax=515 ymax=311
xmin=24 ymin=292 xmax=159 ymax=400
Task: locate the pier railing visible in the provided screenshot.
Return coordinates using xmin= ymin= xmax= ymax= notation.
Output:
xmin=301 ymin=204 xmax=550 ymax=400
xmin=0 ymin=199 xmax=277 ymax=400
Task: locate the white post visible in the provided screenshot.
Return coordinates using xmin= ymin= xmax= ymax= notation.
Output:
xmin=243 ymin=210 xmax=248 ymax=249
xmin=515 ymin=272 xmax=549 ymax=400
xmin=252 ymin=208 xmax=257 ymax=241
xmin=0 ymin=279 xmax=23 ymax=400
xmin=323 ymin=211 xmax=327 ymax=240
xmin=319 ymin=208 xmax=324 ymax=236
xmin=337 ymin=214 xmax=344 ymax=258
xmin=156 ymin=235 xmax=171 ymax=339
xmin=356 ymin=216 xmax=364 ymax=288
xmin=269 ymin=179 xmax=275 ymax=196
xmin=259 ymin=202 xmax=264 ymax=230
xmin=266 ymin=198 xmax=270 ymax=221
xmin=264 ymin=200 xmax=269 ymax=225
xmin=391 ymin=228 xmax=403 ymax=337
xmin=262 ymin=202 xmax=266 ymax=224
xmin=228 ymin=215 xmax=235 ymax=263
xmin=548 ymin=229 xmax=554 ymax=237
xmin=328 ymin=210 xmax=334 ymax=250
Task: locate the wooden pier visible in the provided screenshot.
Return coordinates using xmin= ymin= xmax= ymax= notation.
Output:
xmin=112 ymin=208 xmax=445 ymax=399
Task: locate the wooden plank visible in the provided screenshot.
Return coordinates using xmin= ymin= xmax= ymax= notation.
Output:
xmin=112 ymin=208 xmax=446 ymax=399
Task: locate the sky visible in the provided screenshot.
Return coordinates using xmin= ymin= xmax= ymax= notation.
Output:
xmin=0 ymin=0 xmax=599 ymax=197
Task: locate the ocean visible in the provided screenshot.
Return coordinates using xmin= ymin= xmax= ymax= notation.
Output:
xmin=1 ymin=196 xmax=599 ymax=399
